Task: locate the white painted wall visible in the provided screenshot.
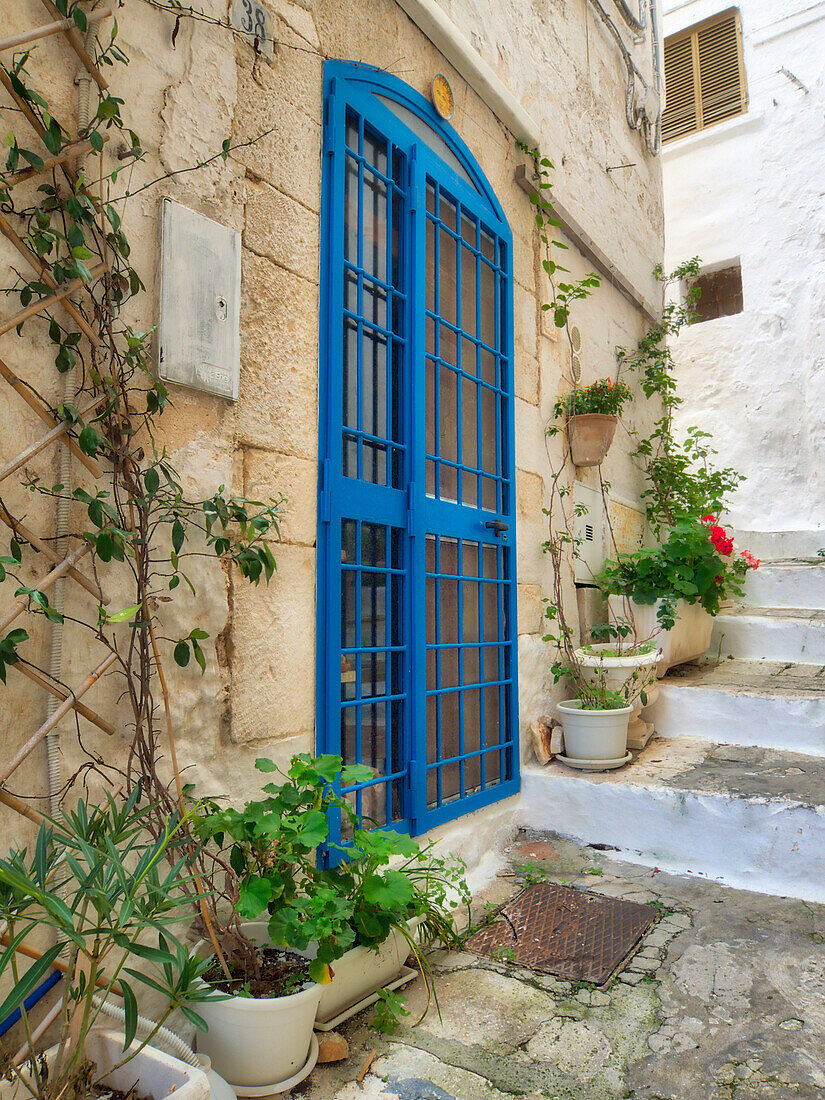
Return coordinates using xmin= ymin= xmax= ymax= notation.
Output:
xmin=662 ymin=0 xmax=825 ymax=539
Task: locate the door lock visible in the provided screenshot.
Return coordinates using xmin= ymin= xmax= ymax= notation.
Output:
xmin=485 ymin=520 xmax=509 ymax=534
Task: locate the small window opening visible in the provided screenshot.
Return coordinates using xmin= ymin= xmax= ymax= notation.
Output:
xmin=687 ymin=263 xmax=743 ymax=323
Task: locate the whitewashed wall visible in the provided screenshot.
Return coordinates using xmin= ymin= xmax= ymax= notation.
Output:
xmin=662 ymin=0 xmax=825 ymax=540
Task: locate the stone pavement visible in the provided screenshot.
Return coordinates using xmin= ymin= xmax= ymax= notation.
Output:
xmin=295 ymin=830 xmax=825 ymax=1100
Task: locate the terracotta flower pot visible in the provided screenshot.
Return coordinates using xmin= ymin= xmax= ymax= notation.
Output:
xmin=567 ymin=414 xmax=618 ymax=467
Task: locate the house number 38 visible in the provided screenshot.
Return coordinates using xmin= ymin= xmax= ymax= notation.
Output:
xmin=231 ymin=0 xmax=275 ymax=59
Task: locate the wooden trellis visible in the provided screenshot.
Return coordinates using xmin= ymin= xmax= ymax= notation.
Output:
xmin=0 ymin=2 xmax=115 ymax=814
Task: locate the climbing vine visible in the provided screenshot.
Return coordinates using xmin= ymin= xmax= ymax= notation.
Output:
xmin=618 ymin=260 xmax=745 ymax=536
xmin=0 ymin=0 xmax=284 ymax=966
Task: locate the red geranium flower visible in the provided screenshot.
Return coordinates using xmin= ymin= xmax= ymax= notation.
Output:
xmin=709 ymin=524 xmax=734 ymax=556
xmin=741 ymin=550 xmax=760 ymax=570
xmin=701 ymin=514 xmax=716 ymax=526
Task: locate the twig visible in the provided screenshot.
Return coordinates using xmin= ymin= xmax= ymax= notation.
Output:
xmin=356 ymin=1049 xmax=376 ymax=1086
xmin=110 ymin=128 xmax=276 ymax=203
xmin=147 ymin=616 xmax=232 ymax=983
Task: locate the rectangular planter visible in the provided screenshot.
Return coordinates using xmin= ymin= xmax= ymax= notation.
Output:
xmin=316 ymin=921 xmax=418 ymax=1026
xmin=608 ymin=596 xmax=713 ymax=675
xmin=2 ymin=1031 xmax=209 ymax=1100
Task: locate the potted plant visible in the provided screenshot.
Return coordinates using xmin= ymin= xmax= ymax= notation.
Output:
xmin=543 ymin=603 xmax=633 ymax=769
xmin=555 ymin=377 xmax=633 ymax=467
xmin=316 ymin=822 xmax=470 ymax=1027
xmin=0 ymin=791 xmax=217 ymax=1100
xmin=596 ymin=516 xmax=759 ymax=674
xmin=191 ymin=755 xmax=469 ymax=1092
xmin=575 ymin=619 xmax=661 ymax=749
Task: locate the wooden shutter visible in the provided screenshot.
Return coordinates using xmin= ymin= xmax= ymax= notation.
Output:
xmin=662 ymin=9 xmax=747 ymax=143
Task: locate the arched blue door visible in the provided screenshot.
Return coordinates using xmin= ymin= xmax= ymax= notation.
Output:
xmin=318 ymin=62 xmax=519 ymax=841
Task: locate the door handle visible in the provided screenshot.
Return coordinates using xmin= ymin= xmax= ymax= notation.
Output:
xmin=485 ymin=520 xmax=509 ymax=534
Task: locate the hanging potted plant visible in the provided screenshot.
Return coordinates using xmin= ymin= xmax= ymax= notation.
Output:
xmin=191 ymin=755 xmax=469 ymax=1092
xmin=555 ymin=377 xmax=633 ymax=467
xmin=0 ymin=792 xmax=217 ymax=1100
xmin=596 ymin=516 xmax=759 ymax=674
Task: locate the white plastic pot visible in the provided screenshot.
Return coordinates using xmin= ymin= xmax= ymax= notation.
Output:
xmin=1 ymin=1030 xmax=209 ymax=1100
xmin=316 ymin=920 xmax=417 ymax=1025
xmin=574 ymin=643 xmax=661 ymax=745
xmin=608 ymin=596 xmax=713 ymax=675
xmin=556 ymin=699 xmax=632 ymax=761
xmin=192 ymin=922 xmax=321 ymax=1094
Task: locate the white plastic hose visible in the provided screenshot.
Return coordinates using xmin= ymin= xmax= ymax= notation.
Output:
xmin=91 ymin=996 xmax=199 ymax=1067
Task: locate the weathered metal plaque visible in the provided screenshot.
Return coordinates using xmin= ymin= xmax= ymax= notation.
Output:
xmin=465 ymin=882 xmax=657 ymax=986
xmin=158 ymin=199 xmax=241 ymax=401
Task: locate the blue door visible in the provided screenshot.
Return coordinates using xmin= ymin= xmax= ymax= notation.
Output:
xmin=318 ymin=63 xmax=519 ymax=842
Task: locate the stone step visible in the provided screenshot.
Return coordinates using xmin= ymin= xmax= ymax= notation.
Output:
xmin=711 ymin=606 xmax=825 ymax=663
xmin=741 ymin=559 xmax=825 ymax=610
xmin=520 ymin=738 xmax=825 ymax=903
xmin=649 ymin=659 xmax=825 ymax=756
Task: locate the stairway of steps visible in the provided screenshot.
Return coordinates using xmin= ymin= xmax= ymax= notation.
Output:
xmin=519 ymin=554 xmax=825 ymax=904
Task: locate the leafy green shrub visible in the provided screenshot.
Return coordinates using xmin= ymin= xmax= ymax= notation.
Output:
xmin=195 ymin=755 xmax=469 ymax=991
xmin=596 ymin=517 xmax=758 ymax=629
xmin=619 ymin=261 xmax=745 ymax=536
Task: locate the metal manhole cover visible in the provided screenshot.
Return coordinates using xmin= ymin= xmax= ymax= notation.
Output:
xmin=465 ymin=882 xmax=657 ymax=986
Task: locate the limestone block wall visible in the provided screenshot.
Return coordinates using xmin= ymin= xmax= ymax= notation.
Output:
xmin=663 ymin=0 xmax=825 ymax=538
xmin=0 ymin=0 xmax=663 ymax=854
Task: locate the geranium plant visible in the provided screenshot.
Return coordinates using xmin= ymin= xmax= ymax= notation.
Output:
xmin=596 ymin=516 xmax=759 ymax=630
xmin=554 ymin=377 xmax=632 ymax=419
xmin=195 ymin=754 xmax=469 ymax=998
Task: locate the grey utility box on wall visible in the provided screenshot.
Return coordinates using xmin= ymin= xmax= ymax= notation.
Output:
xmin=158 ymin=199 xmax=241 ymax=401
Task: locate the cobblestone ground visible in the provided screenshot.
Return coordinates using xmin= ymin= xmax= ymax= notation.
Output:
xmin=295 ymin=830 xmax=825 ymax=1099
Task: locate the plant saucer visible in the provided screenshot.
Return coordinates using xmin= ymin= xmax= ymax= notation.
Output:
xmin=555 ymin=751 xmax=632 ymax=772
xmin=233 ymin=1034 xmax=319 ymax=1097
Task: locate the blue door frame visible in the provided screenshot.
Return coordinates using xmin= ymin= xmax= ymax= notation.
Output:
xmin=317 ymin=61 xmax=519 ymax=844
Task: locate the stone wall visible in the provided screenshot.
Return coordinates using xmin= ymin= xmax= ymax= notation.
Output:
xmin=0 ymin=0 xmax=664 ymax=855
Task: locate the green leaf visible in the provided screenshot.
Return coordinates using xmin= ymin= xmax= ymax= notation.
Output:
xmin=308 ymin=958 xmax=332 ymax=985
xmin=42 ymin=120 xmax=63 ymax=156
xmin=179 ymin=1005 xmax=209 ymax=1031
xmin=0 ymin=945 xmax=62 ymax=1023
xmin=173 ymin=640 xmax=190 ymax=667
xmin=254 ymin=758 xmax=278 ymax=772
xmin=78 ymin=425 xmax=100 ymax=457
xmin=107 ymin=603 xmax=142 ymax=623
xmin=144 ymin=467 xmax=159 ymax=494
xmin=236 ymin=876 xmax=273 ymax=919
xmin=362 ymin=870 xmax=414 ymax=910
xmin=121 ymin=979 xmax=138 ymax=1050
xmin=125 ymin=940 xmax=177 ymax=966
xmin=172 ymin=519 xmax=184 ymax=553
xmin=20 ymin=149 xmax=44 ymax=173
xmin=296 ymin=808 xmax=328 ymax=848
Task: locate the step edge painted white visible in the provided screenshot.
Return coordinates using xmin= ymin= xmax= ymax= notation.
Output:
xmin=650 ymin=682 xmax=825 ymax=757
xmin=519 ymin=768 xmax=825 ymax=904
